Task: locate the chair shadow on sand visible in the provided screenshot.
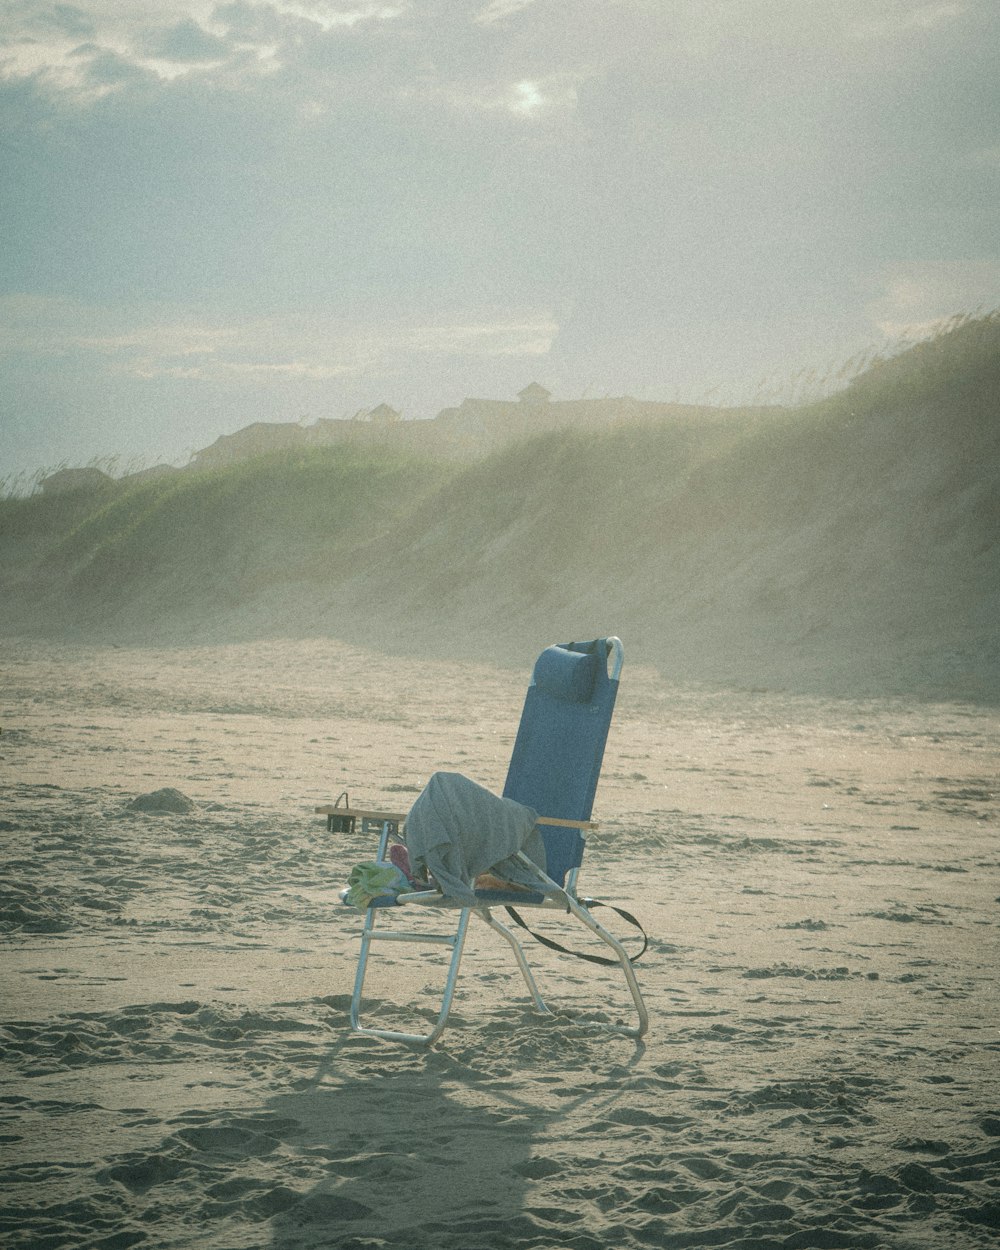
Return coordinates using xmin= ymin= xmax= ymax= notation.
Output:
xmin=263 ymin=995 xmax=647 ymax=1250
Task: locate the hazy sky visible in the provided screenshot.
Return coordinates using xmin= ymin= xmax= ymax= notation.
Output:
xmin=2 ymin=0 xmax=998 ymax=476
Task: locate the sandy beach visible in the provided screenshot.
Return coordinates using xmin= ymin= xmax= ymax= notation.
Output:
xmin=1 ymin=635 xmax=997 ymax=1248
xmin=3 ymin=3 xmax=998 ymax=1243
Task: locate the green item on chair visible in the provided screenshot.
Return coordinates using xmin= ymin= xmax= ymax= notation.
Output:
xmin=344 ymin=861 xmax=415 ymax=909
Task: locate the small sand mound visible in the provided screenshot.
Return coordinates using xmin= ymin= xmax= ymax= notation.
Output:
xmin=128 ymin=787 xmax=195 ymax=814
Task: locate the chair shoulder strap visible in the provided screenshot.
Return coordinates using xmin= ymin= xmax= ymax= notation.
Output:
xmin=504 ymin=900 xmax=648 ymax=966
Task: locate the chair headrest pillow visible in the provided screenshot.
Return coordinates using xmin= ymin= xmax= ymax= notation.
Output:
xmin=532 ymin=644 xmax=599 ymax=703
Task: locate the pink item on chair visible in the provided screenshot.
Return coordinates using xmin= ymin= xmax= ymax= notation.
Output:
xmin=388 ymin=843 xmax=422 ymax=885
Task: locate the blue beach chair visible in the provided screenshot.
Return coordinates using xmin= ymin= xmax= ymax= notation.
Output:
xmin=328 ymin=637 xmax=648 ymax=1045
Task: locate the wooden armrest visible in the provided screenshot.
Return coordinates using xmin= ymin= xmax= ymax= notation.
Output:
xmin=536 ymin=815 xmax=599 ymax=831
xmin=316 ymin=805 xmax=597 ymax=831
xmin=315 ymin=805 xmax=407 ymax=823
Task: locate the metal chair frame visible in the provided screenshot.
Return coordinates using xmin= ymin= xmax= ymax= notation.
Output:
xmin=336 ymin=639 xmax=648 ymax=1045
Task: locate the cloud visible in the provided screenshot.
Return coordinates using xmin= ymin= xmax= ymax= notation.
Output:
xmin=0 ymin=2 xmax=278 ymax=91
xmin=0 ymin=295 xmax=234 ymax=358
xmin=0 ymin=295 xmax=557 ymax=385
xmin=1 ymin=0 xmax=998 ymax=474
xmin=848 ymin=2 xmax=965 ymax=39
xmin=71 ymin=43 xmax=155 ymax=87
xmin=399 ymin=318 xmax=557 ymax=357
xmin=144 ymin=18 xmax=230 ymax=63
xmin=475 ymin=0 xmax=539 ymax=25
xmin=433 ymin=71 xmax=581 ymax=118
xmin=128 ymin=358 xmax=358 ymax=382
xmin=966 ymin=146 xmax=1000 ymax=168
xmin=262 ymin=1 xmax=407 ymax=30
xmin=865 ymin=259 xmax=1000 ymax=338
xmin=48 ymin=4 xmax=96 ymax=36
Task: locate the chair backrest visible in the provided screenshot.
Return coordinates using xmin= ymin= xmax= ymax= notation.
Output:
xmin=502 ymin=637 xmax=622 ymax=886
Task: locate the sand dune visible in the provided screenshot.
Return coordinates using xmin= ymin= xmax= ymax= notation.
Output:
xmin=1 ymin=314 xmax=997 ymax=701
xmin=2 ymin=636 xmax=998 ymax=1248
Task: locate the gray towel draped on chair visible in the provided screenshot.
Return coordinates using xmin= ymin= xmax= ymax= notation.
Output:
xmin=405 ymin=771 xmax=544 ymax=905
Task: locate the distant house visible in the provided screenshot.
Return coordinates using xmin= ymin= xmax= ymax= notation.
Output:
xmin=38 ymin=466 xmax=113 ymax=495
xmin=367 ymin=404 xmax=401 ymax=424
xmin=190 ymin=421 xmax=306 ymax=469
xmin=180 ymin=389 xmax=712 ymax=473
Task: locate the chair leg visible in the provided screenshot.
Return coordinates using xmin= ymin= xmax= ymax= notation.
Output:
xmin=509 ymin=853 xmax=648 ymax=1038
xmin=565 ymin=896 xmax=649 ymax=1038
xmin=345 ymin=892 xmax=648 ymax=1042
xmin=476 ymin=908 xmax=553 ymax=1015
xmin=349 ymin=906 xmax=472 ymax=1045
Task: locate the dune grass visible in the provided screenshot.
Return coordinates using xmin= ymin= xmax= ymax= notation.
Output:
xmin=1 ymin=312 xmax=996 ymax=694
xmin=826 ymin=310 xmax=1000 ymax=416
xmin=20 ymin=444 xmax=454 ymax=595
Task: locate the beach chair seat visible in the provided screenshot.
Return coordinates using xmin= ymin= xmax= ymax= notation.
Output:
xmin=323 ymin=637 xmax=648 ymax=1045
